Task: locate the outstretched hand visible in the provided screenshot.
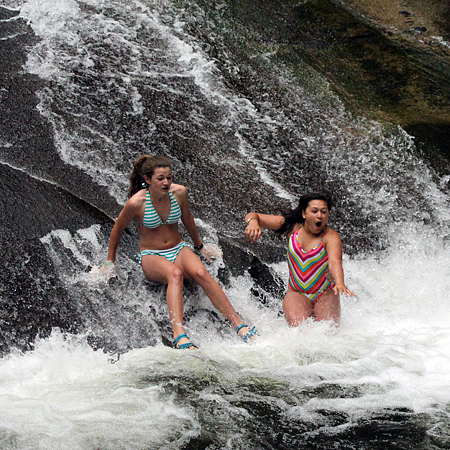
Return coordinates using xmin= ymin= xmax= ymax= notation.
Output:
xmin=199 ymin=245 xmax=218 ymax=262
xmin=333 ymin=283 xmax=356 ymax=297
xmin=99 ymin=261 xmax=117 ymax=282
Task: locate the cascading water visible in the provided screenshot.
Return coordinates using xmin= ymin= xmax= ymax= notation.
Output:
xmin=1 ymin=0 xmax=450 ymax=448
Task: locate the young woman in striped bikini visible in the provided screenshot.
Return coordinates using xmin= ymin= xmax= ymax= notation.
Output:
xmin=244 ymin=192 xmax=355 ymax=326
xmin=105 ymin=154 xmax=257 ymax=349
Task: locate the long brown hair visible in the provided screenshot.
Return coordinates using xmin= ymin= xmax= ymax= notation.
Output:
xmin=276 ymin=192 xmax=334 ymax=235
xmin=128 ymin=154 xmax=173 ymax=197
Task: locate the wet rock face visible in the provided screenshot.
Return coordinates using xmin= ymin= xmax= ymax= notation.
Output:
xmin=334 ymin=0 xmax=450 ymax=160
xmin=315 ymin=1 xmax=450 ymax=122
xmin=218 ymin=0 xmax=450 ymax=162
xmin=339 ymin=0 xmax=450 ymax=37
xmin=330 ymin=0 xmax=450 ymax=166
xmin=310 ymin=0 xmax=450 ymax=161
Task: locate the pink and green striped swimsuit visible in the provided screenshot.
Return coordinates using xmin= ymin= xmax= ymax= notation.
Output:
xmin=287 ymin=228 xmax=334 ymax=302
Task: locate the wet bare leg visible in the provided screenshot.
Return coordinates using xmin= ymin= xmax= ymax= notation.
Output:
xmin=314 ymin=289 xmax=341 ymax=324
xmin=175 ymin=248 xmax=254 ymax=339
xmin=141 ymin=255 xmax=196 ymax=349
xmin=283 ymin=289 xmax=313 ymax=326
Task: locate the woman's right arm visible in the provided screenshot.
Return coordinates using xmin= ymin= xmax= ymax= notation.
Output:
xmin=106 ymin=199 xmax=139 ymax=262
xmin=244 ymin=213 xmax=285 ymax=243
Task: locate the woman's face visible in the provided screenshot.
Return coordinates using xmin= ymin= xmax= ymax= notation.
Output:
xmin=144 ymin=166 xmax=173 ymax=193
xmin=302 ymin=199 xmax=329 ymax=234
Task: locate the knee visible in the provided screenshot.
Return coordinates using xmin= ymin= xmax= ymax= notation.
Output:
xmin=284 ymin=310 xmax=303 ymax=327
xmin=283 ymin=295 xmax=311 ymax=326
xmin=192 ymin=266 xmax=210 ymax=283
xmin=168 ymin=268 xmax=184 ymax=285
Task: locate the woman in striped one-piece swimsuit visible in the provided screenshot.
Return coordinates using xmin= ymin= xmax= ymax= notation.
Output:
xmin=104 ymin=155 xmax=257 ymax=349
xmin=244 ymin=192 xmax=355 ymax=326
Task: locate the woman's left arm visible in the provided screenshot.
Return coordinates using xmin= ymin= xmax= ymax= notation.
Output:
xmin=177 ymin=185 xmax=202 ymax=246
xmin=175 ymin=185 xmax=213 ymax=258
xmin=325 ymin=231 xmax=356 ymax=297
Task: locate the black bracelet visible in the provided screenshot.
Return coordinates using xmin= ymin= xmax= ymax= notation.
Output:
xmin=194 ymin=243 xmax=204 ymax=251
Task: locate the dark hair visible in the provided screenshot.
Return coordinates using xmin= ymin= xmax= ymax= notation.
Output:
xmin=128 ymin=154 xmax=173 ymax=197
xmin=276 ymin=192 xmax=334 ymax=235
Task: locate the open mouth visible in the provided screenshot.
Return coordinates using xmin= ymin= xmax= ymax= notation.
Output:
xmin=316 ymin=221 xmax=322 ymax=228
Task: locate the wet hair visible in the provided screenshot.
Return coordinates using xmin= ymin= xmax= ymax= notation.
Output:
xmin=128 ymin=154 xmax=173 ymax=197
xmin=276 ymin=191 xmax=334 ymax=235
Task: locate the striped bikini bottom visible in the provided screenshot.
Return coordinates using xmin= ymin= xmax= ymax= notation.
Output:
xmin=138 ymin=241 xmax=188 ymax=265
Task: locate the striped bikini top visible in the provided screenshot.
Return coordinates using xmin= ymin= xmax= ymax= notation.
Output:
xmin=141 ymin=190 xmax=182 ymax=229
xmin=287 ymin=228 xmax=330 ymax=294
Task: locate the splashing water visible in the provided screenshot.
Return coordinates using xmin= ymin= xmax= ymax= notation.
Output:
xmin=1 ymin=0 xmax=450 ymax=448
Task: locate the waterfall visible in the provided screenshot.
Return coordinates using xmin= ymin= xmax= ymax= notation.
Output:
xmin=1 ymin=0 xmax=450 ymax=448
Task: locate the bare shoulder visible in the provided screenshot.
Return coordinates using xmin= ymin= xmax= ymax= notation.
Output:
xmin=170 ymin=183 xmax=188 ymax=201
xmin=285 ymin=222 xmax=300 ymax=238
xmin=114 ymin=190 xmax=146 ymax=226
xmin=123 ymin=189 xmax=146 ymax=214
xmin=323 ymin=226 xmax=342 ymax=244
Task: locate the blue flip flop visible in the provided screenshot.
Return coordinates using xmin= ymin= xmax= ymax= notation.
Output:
xmin=173 ymin=333 xmax=199 ymax=350
xmin=236 ymin=324 xmax=258 ymax=343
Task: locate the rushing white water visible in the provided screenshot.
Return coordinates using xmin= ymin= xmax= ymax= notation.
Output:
xmin=1 ymin=217 xmax=450 ymax=448
xmin=2 ymin=0 xmax=450 ymax=448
